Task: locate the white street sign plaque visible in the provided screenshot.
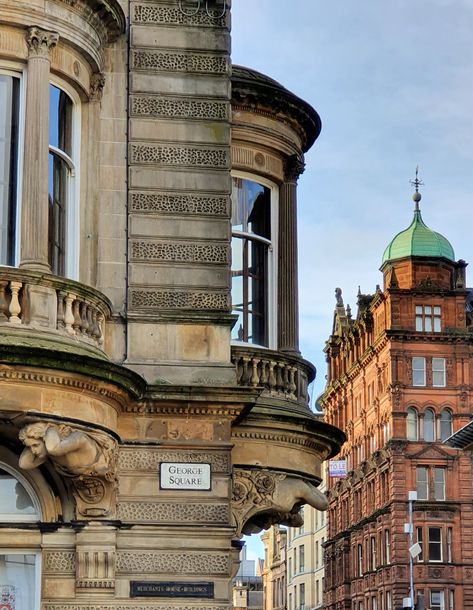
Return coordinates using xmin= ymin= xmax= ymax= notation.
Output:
xmin=160 ymin=463 xmax=211 ymax=490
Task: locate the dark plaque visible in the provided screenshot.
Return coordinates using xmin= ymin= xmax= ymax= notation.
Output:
xmin=130 ymin=581 xmax=214 ymax=598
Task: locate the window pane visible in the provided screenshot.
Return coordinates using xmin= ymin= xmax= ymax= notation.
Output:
xmin=48 ymin=153 xmax=68 ymax=276
xmin=412 ymin=357 xmax=426 ymax=386
xmin=440 ymin=410 xmax=452 ymax=441
xmin=432 ymin=358 xmax=446 ymax=387
xmin=434 ymin=468 xmax=445 ymax=501
xmin=0 ymin=469 xmax=38 ymax=519
xmin=407 ymin=408 xmax=418 ymax=440
xmin=428 ymin=528 xmax=442 ymax=561
xmin=424 ymin=409 xmax=435 ymax=442
xmin=433 ymin=317 xmax=441 ymax=332
xmin=416 ymin=467 xmax=428 ymax=500
xmin=49 ymin=85 xmax=73 ymax=156
xmin=0 ymin=74 xmax=19 ymax=266
xmin=0 ymin=554 xmax=37 ymax=609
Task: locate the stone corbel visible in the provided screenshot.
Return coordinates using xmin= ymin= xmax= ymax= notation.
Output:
xmin=18 ymin=421 xmax=118 ymax=518
xmin=231 ymin=467 xmax=328 ymax=536
xmin=90 ymin=72 xmax=106 ymax=101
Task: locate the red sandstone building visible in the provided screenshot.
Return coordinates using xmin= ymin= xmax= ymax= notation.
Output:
xmin=321 ymin=187 xmax=473 ymax=610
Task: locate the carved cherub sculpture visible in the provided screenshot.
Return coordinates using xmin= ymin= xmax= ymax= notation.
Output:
xmin=18 ymin=422 xmax=112 ymax=478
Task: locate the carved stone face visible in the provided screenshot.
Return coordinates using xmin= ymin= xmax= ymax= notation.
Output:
xmin=24 ymin=438 xmax=47 ymax=459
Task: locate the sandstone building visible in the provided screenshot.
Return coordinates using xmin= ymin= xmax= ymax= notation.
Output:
xmin=321 ymin=188 xmax=473 ymax=610
xmin=0 ymin=0 xmax=344 ymax=608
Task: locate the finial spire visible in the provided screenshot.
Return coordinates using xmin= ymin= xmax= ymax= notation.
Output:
xmin=410 ymin=166 xmax=423 ymax=210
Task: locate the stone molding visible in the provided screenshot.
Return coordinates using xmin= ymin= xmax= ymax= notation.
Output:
xmin=130 ymin=240 xmax=229 ymax=264
xmin=44 ymin=606 xmax=226 ymax=610
xmin=25 ymin=27 xmax=59 ymax=59
xmin=130 ymin=144 xmax=229 ymax=168
xmin=232 ymin=145 xmax=283 ymax=180
xmin=232 ymin=429 xmax=327 ymax=454
xmin=43 ymin=551 xmax=76 ymax=573
xmin=131 ymin=95 xmax=228 ymax=121
xmin=117 ymin=501 xmax=229 ymax=523
xmin=118 ymin=449 xmax=231 ymax=473
xmin=116 ymin=551 xmax=228 ymax=574
xmin=132 ymin=49 xmax=228 ymax=74
xmin=129 ymin=289 xmax=229 ymax=310
xmin=133 ymin=3 xmax=228 ymax=28
xmin=129 ymin=192 xmax=228 ymax=216
xmin=124 ymin=403 xmax=243 ymax=417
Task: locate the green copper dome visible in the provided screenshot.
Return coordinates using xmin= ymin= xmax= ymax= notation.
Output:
xmin=382 ymin=203 xmax=455 ymax=264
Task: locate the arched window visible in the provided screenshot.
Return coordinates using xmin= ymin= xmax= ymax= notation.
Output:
xmin=231 ymin=175 xmax=276 ymax=347
xmin=423 ymin=408 xmax=436 ymax=442
xmin=440 ymin=409 xmax=453 ymax=441
xmin=406 ymin=407 xmax=418 ymax=440
xmin=0 ymin=464 xmax=41 ymax=609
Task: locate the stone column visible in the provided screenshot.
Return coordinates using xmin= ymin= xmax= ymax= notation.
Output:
xmin=20 ymin=27 xmax=59 ymax=272
xmin=278 ymin=154 xmax=305 ymax=353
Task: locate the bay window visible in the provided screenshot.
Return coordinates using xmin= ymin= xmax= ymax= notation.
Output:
xmin=231 ymin=175 xmax=276 ymax=347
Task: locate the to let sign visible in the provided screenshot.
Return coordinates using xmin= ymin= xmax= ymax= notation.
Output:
xmin=159 ymin=462 xmax=211 ymax=490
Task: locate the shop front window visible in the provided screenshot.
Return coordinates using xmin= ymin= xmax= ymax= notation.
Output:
xmin=231 ymin=176 xmax=274 ymax=347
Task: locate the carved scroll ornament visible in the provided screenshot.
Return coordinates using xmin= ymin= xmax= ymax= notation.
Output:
xmin=232 ymin=468 xmax=328 ymax=536
xmin=19 ymin=422 xmax=118 ymax=518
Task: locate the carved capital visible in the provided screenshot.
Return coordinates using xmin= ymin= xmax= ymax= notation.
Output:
xmin=90 ymin=72 xmax=106 ymax=101
xmin=25 ymin=27 xmax=59 ymax=59
xmin=232 ymin=467 xmax=327 ymax=537
xmin=283 ymin=154 xmax=305 ymax=183
xmin=18 ymin=421 xmax=118 ymax=518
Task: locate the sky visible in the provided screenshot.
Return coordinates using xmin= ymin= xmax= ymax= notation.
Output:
xmin=231 ymin=0 xmax=473 ymax=559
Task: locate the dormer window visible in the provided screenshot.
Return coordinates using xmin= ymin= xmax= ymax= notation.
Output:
xmin=415 ymin=305 xmax=441 ymax=332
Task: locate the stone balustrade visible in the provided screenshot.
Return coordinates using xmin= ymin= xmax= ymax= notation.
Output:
xmin=231 ymin=345 xmax=315 ymax=406
xmin=0 ymin=267 xmax=112 ymax=354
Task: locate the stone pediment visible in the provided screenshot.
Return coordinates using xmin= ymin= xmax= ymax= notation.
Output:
xmin=409 ymin=444 xmax=454 ymax=461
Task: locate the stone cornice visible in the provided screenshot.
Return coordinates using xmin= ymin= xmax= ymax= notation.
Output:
xmin=55 ymin=0 xmax=125 ymax=42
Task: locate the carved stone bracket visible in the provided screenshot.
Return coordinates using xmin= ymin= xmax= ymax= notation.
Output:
xmin=26 ymin=27 xmax=59 ymax=59
xmin=231 ymin=467 xmax=328 ymax=537
xmin=283 ymin=154 xmax=305 ymax=183
xmin=18 ymin=421 xmax=118 ymax=518
xmin=90 ymin=72 xmax=106 ymax=101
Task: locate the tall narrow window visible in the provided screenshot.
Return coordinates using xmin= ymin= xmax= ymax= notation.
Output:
xmin=440 ymin=409 xmax=452 ymax=441
xmin=299 ymin=544 xmax=305 ymax=572
xmin=447 ymin=528 xmax=453 ymax=563
xmin=432 ymin=358 xmax=446 ymax=388
xmin=370 ymin=536 xmax=377 ymax=570
xmin=48 ymin=85 xmax=74 ymax=277
xmin=428 ymin=527 xmax=442 ymax=562
xmin=407 ymin=407 xmax=419 ymax=440
xmin=357 ymin=543 xmax=363 ymax=576
xmin=434 ymin=468 xmax=446 ymax=501
xmin=299 ymin=583 xmax=305 ymax=610
xmin=416 ymin=467 xmax=429 ymax=500
xmin=416 ymin=527 xmax=424 ymax=562
xmin=412 ymin=357 xmax=426 ymax=386
xmin=0 ymin=73 xmax=20 ymax=266
xmin=424 ymin=408 xmax=436 ymax=442
xmin=231 ymin=176 xmax=273 ymax=346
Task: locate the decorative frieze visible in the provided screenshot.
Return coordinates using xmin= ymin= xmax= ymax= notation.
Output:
xmin=133 ymin=4 xmax=227 ymax=28
xmin=44 ymin=606 xmax=227 ymax=610
xmin=131 ymin=95 xmax=228 ymax=120
xmin=129 ymin=289 xmax=228 ymax=310
xmin=130 ymin=241 xmax=228 ymax=264
xmin=132 ymin=50 xmax=228 ymax=74
xmin=130 ymin=192 xmax=228 ymax=216
xmin=117 ymin=501 xmax=229 ymax=523
xmin=130 ymin=144 xmax=228 ymax=168
xmin=116 ymin=551 xmax=228 ymax=574
xmin=118 ymin=449 xmax=230 ymax=473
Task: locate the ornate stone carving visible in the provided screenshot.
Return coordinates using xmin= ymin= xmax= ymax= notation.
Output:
xmin=130 ymin=240 xmax=228 ymax=264
xmin=129 ymin=289 xmax=228 ymax=310
xmin=130 ymin=192 xmax=228 ymax=216
xmin=25 ymin=27 xmax=59 ymax=58
xmin=117 ymin=501 xmax=229 ymax=523
xmin=133 ymin=4 xmax=227 ymax=27
xmin=131 ymin=96 xmax=227 ymax=120
xmin=43 ymin=551 xmax=76 ymax=573
xmin=19 ymin=422 xmax=118 ymax=518
xmin=232 ymin=468 xmax=328 ymax=536
xmin=118 ymin=449 xmax=230 ymax=473
xmin=283 ymin=154 xmax=305 ymax=182
xmin=131 ymin=144 xmax=228 ymax=168
xmin=90 ymin=72 xmax=106 ymax=101
xmin=116 ymin=551 xmax=228 ymax=574
xmin=133 ymin=50 xmax=228 ymax=74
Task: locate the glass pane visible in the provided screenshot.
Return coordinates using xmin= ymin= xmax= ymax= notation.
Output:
xmin=231 ymin=177 xmax=270 ymax=239
xmin=425 ymin=306 xmax=432 ymax=314
xmin=407 ymin=408 xmax=418 ymax=440
xmin=434 ymin=306 xmax=441 ymax=315
xmin=48 ymin=152 xmax=68 ymax=276
xmin=440 ymin=411 xmax=452 ymax=441
xmin=424 ymin=409 xmax=435 ymax=441
xmin=49 ymin=85 xmax=73 ymax=156
xmin=434 ymin=468 xmax=445 ymax=500
xmin=415 ymin=316 xmax=423 ymax=331
xmin=0 ymin=75 xmax=19 ymax=266
xmin=0 ymin=554 xmax=36 ymax=609
xmin=415 ymin=306 xmax=423 ymax=314
xmin=434 ymin=317 xmax=441 ymax=332
xmin=425 ymin=317 xmax=432 ymax=332
xmin=0 ymin=469 xmax=38 ymax=518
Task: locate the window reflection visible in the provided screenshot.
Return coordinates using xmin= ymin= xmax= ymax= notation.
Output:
xmin=0 ymin=74 xmax=19 ymax=266
xmin=231 ymin=177 xmax=271 ymax=346
xmin=0 ymin=469 xmax=37 ymax=518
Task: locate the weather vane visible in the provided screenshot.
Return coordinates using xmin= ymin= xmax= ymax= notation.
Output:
xmin=410 ymin=166 xmax=423 ymax=207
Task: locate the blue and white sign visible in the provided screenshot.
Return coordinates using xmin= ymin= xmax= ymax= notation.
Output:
xmin=329 ymin=460 xmax=347 ymax=478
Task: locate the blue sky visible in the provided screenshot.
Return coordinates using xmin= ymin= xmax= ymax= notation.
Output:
xmin=232 ymin=0 xmax=473 ymax=559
